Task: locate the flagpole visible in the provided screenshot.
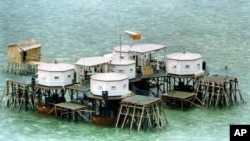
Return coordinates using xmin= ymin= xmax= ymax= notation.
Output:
xmin=116 ymin=0 xmax=122 ymax=61
xmin=119 ymin=34 xmax=122 ymax=61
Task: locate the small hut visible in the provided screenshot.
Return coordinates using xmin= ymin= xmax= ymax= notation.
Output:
xmin=166 ymin=52 xmax=203 ymax=75
xmin=5 ymin=39 xmax=42 ymax=74
xmin=90 ymin=73 xmax=130 ymax=97
xmin=37 ymin=63 xmax=75 ymax=87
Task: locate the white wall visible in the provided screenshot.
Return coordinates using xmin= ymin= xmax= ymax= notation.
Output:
xmin=113 ymin=50 xmax=130 ymax=60
xmin=91 ymin=79 xmax=129 ymax=97
xmin=111 ymin=64 xmax=136 ymax=79
xmin=166 ymin=59 xmax=202 ymax=75
xmin=37 ymin=70 xmax=75 ymax=86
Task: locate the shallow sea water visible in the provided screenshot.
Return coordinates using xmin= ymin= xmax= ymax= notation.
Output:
xmin=0 ymin=0 xmax=249 ymax=141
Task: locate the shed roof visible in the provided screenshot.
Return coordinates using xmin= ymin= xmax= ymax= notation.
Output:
xmin=38 ymin=63 xmax=74 ymax=72
xmin=8 ymin=39 xmax=41 ymax=51
xmin=166 ymin=52 xmax=202 ymax=61
xmin=91 ymin=73 xmax=128 ymax=81
xmin=129 ymin=44 xmax=166 ymax=53
xmin=75 ymin=56 xmax=111 ymax=67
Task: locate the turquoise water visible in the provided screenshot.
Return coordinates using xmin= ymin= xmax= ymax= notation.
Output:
xmin=0 ymin=0 xmax=249 ymax=140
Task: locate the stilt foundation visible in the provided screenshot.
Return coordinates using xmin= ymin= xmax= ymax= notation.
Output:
xmin=195 ymin=75 xmax=245 ymax=108
xmin=161 ymin=91 xmax=202 ymax=110
xmin=5 ymin=80 xmax=34 ymax=110
xmin=115 ymin=95 xmax=168 ymax=131
xmin=4 ymin=62 xmax=38 ymax=75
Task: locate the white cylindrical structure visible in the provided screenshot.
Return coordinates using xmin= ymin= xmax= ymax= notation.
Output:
xmin=111 ymin=59 xmax=136 ymax=79
xmin=111 ymin=45 xmax=136 ymax=79
xmin=166 ymin=52 xmax=203 ymax=75
xmin=90 ymin=73 xmax=129 ymax=97
xmin=113 ymin=45 xmax=131 ymax=60
xmin=37 ymin=63 xmax=75 ymax=86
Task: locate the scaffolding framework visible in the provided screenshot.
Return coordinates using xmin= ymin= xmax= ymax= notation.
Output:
xmin=195 ymin=75 xmax=245 ymax=108
xmin=115 ymin=95 xmax=168 ymax=131
xmin=5 ymin=80 xmax=34 ymax=110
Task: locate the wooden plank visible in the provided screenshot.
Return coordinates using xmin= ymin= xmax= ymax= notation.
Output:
xmin=55 ymin=102 xmax=87 ymax=110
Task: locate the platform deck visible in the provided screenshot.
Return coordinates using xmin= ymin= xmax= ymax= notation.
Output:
xmin=199 ymin=75 xmax=236 ymax=83
xmin=55 ymin=102 xmax=87 ymax=110
xmin=115 ymin=95 xmax=167 ymax=131
xmin=66 ymin=84 xmax=87 ymax=92
xmin=162 ymin=91 xmax=196 ymax=99
xmin=161 ymin=91 xmax=197 ymax=110
xmin=52 ymin=102 xmax=90 ymax=121
xmin=121 ymin=95 xmax=161 ymax=106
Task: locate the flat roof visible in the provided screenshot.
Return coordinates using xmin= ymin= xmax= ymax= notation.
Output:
xmin=75 ymin=56 xmax=111 ymax=67
xmin=129 ymin=44 xmax=166 ymax=54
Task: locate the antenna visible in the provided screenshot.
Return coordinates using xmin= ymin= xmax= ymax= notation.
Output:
xmin=116 ymin=0 xmax=122 ymax=60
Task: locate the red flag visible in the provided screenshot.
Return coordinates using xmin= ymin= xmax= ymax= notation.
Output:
xmin=132 ymin=33 xmax=141 ymax=40
xmin=124 ymin=30 xmax=142 ymax=40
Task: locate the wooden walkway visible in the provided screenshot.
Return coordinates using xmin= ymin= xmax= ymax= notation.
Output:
xmin=115 ymin=95 xmax=168 ymax=131
xmin=161 ymin=91 xmax=201 ymax=110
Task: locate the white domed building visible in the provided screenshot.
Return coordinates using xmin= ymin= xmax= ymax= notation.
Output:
xmin=37 ymin=63 xmax=75 ymax=86
xmin=112 ymin=45 xmax=131 ymax=60
xmin=166 ymin=52 xmax=203 ymax=75
xmin=90 ymin=73 xmax=129 ymax=97
xmin=110 ymin=45 xmax=136 ymax=79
